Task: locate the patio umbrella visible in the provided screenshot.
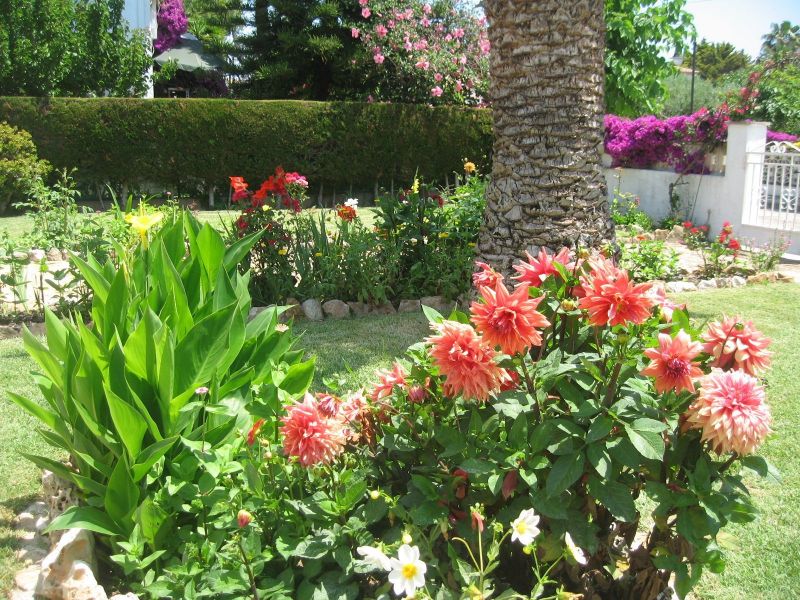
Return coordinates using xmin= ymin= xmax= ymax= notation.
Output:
xmin=154 ymin=35 xmax=225 ymax=72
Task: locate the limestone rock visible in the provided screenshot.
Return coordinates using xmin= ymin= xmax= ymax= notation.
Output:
xmin=301 ymin=298 xmax=324 ymax=321
xmin=715 ymin=277 xmax=732 ymax=288
xmin=420 ymin=295 xmax=455 ymax=315
xmin=397 ymin=299 xmax=421 ymax=313
xmin=667 ymin=225 xmax=685 ymax=241
xmin=665 ymin=281 xmax=697 ymax=293
xmin=322 ymin=299 xmax=350 ymax=319
xmin=653 ymin=229 xmax=669 ymax=241
xmin=777 ymin=271 xmax=796 ymax=283
xmin=698 ymin=279 xmax=717 ymax=290
xmin=747 ymin=272 xmax=777 ymax=284
xmin=60 ymin=560 xmax=108 ymax=600
xmin=347 ymin=301 xmax=371 ymax=317
xmin=37 ymin=529 xmax=97 ymax=599
xmin=729 ymin=275 xmax=746 ymax=288
xmin=371 ymin=303 xmax=397 ymax=316
xmin=42 ymin=470 xmax=78 ymax=543
xmin=27 ymin=322 xmax=46 ymax=338
xmin=12 ymin=250 xmax=29 ymax=261
xmin=47 ymin=248 xmax=64 ymax=261
xmin=28 ymin=249 xmax=46 ymax=262
xmin=15 ymin=566 xmax=40 ymax=592
xmin=0 ymin=324 xmax=20 ymax=339
xmin=109 ymin=595 xmax=140 ymax=600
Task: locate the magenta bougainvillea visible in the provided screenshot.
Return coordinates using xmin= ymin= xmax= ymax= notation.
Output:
xmin=155 ymin=0 xmax=188 ymax=54
xmin=604 ymin=108 xmax=797 ymax=174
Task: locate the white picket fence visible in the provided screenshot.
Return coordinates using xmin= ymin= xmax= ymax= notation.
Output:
xmin=743 ymin=141 xmax=800 ymax=233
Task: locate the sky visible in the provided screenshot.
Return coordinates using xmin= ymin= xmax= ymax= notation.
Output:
xmin=685 ymin=0 xmax=800 ymax=57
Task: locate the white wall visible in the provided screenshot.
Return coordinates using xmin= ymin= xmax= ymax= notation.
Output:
xmin=603 ymin=122 xmax=800 ymax=254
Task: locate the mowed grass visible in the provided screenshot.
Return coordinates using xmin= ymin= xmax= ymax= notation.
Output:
xmin=0 ymin=286 xmax=797 ymax=597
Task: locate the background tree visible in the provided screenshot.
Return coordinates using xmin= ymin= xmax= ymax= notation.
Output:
xmin=692 ymin=40 xmax=750 ymax=83
xmin=0 ymin=0 xmax=151 ymax=97
xmin=760 ymin=20 xmax=800 ymax=65
xmin=477 ymin=1 xmax=613 ymax=275
xmin=605 ymin=0 xmax=694 ymax=116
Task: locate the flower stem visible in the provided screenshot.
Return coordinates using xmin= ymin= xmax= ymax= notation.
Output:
xmin=238 ymin=537 xmax=260 ymax=600
xmin=604 ymin=362 xmax=623 ymax=407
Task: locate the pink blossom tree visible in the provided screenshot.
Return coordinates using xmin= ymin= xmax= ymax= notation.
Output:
xmin=354 ymin=0 xmax=489 ymax=104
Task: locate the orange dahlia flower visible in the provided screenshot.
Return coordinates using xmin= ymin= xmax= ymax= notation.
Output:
xmin=470 ymin=281 xmax=550 ymax=355
xmin=426 ymin=321 xmax=504 ymax=402
xmin=513 ymin=247 xmax=572 ymax=286
xmin=701 ymin=316 xmax=772 ymax=375
xmin=683 ymin=369 xmax=771 ymax=455
xmin=578 ymin=265 xmax=653 ymax=327
xmin=641 ymin=330 xmax=704 ymax=394
xmin=369 ymin=362 xmax=408 ymax=401
xmin=472 ymin=261 xmax=504 ymax=289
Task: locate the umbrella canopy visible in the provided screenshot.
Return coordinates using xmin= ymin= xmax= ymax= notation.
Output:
xmin=154 ymin=35 xmax=225 ymax=73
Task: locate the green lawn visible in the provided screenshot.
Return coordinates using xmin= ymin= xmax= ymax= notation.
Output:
xmin=0 ymin=286 xmax=797 ymax=598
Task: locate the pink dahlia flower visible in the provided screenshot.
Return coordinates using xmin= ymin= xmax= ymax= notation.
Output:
xmin=470 ymin=281 xmax=550 ymax=355
xmin=641 ymin=330 xmax=704 ymax=394
xmin=513 ymin=247 xmax=572 ymax=285
xmin=701 ymin=316 xmax=772 ymax=375
xmin=426 ymin=320 xmax=504 ymax=402
xmin=683 ymin=369 xmax=771 ymax=455
xmin=369 ymin=362 xmax=408 ymax=401
xmin=280 ymin=393 xmax=346 ymax=466
xmin=472 ymin=261 xmax=504 ymax=290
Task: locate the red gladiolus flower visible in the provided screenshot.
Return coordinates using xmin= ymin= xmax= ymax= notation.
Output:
xmin=578 ymin=265 xmax=654 ymax=327
xmin=641 ymin=330 xmax=704 ymax=394
xmin=229 ymin=176 xmax=248 ymax=192
xmin=470 ymin=281 xmax=550 ymax=355
xmin=247 ymin=418 xmax=265 ymax=446
xmin=683 ymin=369 xmax=771 ymax=455
xmin=682 ymin=221 xmax=693 ymax=228
xmin=280 ymin=393 xmax=346 ymax=466
xmin=701 ymin=316 xmax=772 ymax=375
xmin=426 ymin=321 xmax=504 ymax=402
xmin=232 ymin=189 xmax=250 ymax=203
xmin=728 ymin=238 xmax=741 ymax=251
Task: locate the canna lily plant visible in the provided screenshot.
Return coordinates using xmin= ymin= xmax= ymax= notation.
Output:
xmin=9 ymin=211 xmax=315 ymax=545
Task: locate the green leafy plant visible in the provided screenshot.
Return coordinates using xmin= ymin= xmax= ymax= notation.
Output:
xmin=8 ymin=211 xmax=314 ymax=545
xmin=748 ymin=235 xmax=790 ymax=273
xmin=0 ymin=121 xmax=50 ymax=214
xmin=611 ymin=190 xmax=654 ymax=230
xmin=620 ymin=239 xmax=681 ymax=281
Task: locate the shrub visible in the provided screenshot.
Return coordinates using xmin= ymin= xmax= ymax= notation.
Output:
xmin=0 ymin=121 xmax=50 ymax=213
xmin=620 ymin=239 xmax=680 ymax=282
xmin=611 ymin=190 xmax=653 ymax=230
xmin=0 ymin=98 xmax=493 ymax=200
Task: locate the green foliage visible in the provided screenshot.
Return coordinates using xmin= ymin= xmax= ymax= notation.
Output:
xmin=692 ymin=40 xmax=751 ymax=84
xmin=759 ymin=20 xmax=800 ymax=64
xmin=0 ymin=122 xmax=50 ymax=214
xmin=660 ymin=73 xmax=739 ymax=117
xmin=619 ymin=239 xmax=680 ymax=282
xmin=611 ymin=191 xmax=653 ymax=230
xmin=0 ymin=98 xmax=493 ymax=199
xmin=605 ymin=0 xmax=695 ymax=116
xmin=0 ymin=0 xmax=151 ymax=97
xmin=752 ymin=64 xmax=800 ymax=134
xmin=9 ymin=212 xmax=311 ymax=542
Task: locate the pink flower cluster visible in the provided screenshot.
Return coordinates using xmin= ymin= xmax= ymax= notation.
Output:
xmin=355 ymin=0 xmax=489 ymax=104
xmin=154 ymin=0 xmax=188 ymax=54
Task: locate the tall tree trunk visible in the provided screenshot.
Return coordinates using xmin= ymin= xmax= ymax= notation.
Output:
xmin=478 ymin=1 xmax=614 ymax=273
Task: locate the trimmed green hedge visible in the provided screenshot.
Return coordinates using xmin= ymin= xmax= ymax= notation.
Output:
xmin=0 ymin=97 xmax=492 ymax=199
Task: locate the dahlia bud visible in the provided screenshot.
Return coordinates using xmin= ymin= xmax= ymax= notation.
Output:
xmin=560 ymin=299 xmax=577 ymax=311
xmin=237 ymin=509 xmax=252 ymax=528
xmin=402 ymin=532 xmax=413 ymax=544
xmin=370 ymin=489 xmax=380 ymax=500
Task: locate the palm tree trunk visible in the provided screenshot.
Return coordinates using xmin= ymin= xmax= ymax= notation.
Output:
xmin=478 ymin=1 xmax=614 ymax=273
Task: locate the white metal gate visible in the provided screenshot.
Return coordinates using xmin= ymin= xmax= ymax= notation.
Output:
xmin=743 ymin=141 xmax=800 ymax=232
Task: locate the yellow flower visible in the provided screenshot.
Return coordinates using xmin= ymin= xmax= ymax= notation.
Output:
xmin=125 ymin=210 xmax=164 ymax=248
xmin=278 ymin=248 xmax=288 ymax=256
xmin=467 ymin=242 xmax=476 ymax=248
xmin=261 ymin=204 xmax=271 ymax=212
xmin=464 ymin=161 xmax=476 ymax=174
xmin=438 ymin=232 xmax=449 ymax=239
xmin=411 ymin=177 xmax=420 ymax=194
xmin=314 ymin=252 xmax=322 ymax=257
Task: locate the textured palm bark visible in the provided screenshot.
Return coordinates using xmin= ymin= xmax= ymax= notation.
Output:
xmin=478 ymin=1 xmax=614 ymax=273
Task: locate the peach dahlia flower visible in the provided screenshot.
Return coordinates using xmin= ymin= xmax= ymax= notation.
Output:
xmin=641 ymin=330 xmax=704 ymax=394
xmin=683 ymin=369 xmax=771 ymax=455
xmin=578 ymin=264 xmax=653 ymax=327
xmin=470 ymin=281 xmax=550 ymax=355
xmin=280 ymin=393 xmax=346 ymax=466
xmin=701 ymin=316 xmax=772 ymax=376
xmin=426 ymin=320 xmax=504 ymax=402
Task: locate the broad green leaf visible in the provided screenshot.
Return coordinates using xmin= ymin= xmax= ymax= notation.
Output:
xmin=546 ymin=451 xmax=585 ymax=497
xmin=421 ymin=304 xmax=444 ymax=324
xmin=105 ymin=386 xmax=148 ymax=458
xmin=46 ymin=506 xmax=122 ymax=536
xmin=278 ymin=358 xmax=316 ymax=396
xmin=588 ymin=475 xmax=637 ymax=522
xmin=137 ymin=497 xmax=170 ymax=549
xmin=105 ymin=458 xmax=139 ymax=528
xmin=8 ymin=392 xmax=61 ymax=431
xmin=586 ymin=443 xmax=613 ymax=478
xmin=70 ymin=253 xmax=111 ymax=305
xmin=23 ymin=454 xmax=107 ymax=498
xmin=132 ymin=437 xmax=178 ymax=482
xmin=625 ymin=423 xmax=665 ymax=461
xmin=173 ymin=305 xmax=235 ymax=395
